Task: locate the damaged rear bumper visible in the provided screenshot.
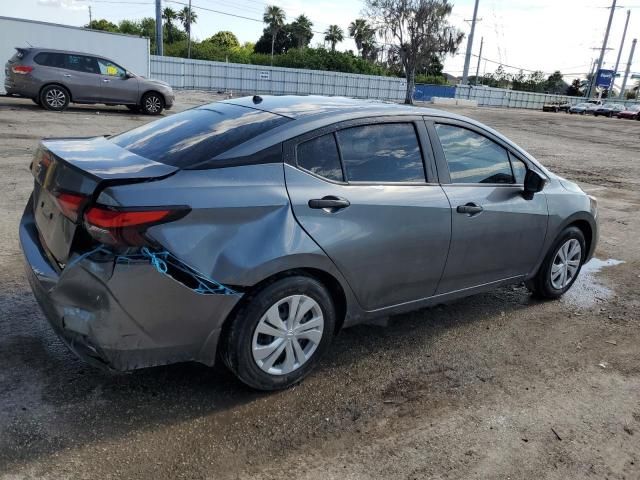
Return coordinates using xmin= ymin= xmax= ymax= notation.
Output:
xmin=19 ymin=203 xmax=243 ymax=371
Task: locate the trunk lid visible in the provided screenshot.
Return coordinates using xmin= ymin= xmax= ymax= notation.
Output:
xmin=32 ymin=136 xmax=178 ymax=264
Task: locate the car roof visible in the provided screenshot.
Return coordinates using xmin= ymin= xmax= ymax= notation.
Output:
xmin=18 ymin=46 xmax=113 ymax=60
xmin=214 ymin=95 xmax=549 ymax=175
xmin=222 ymin=95 xmax=437 ymax=120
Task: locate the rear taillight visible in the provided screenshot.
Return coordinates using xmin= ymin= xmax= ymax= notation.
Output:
xmin=83 ymin=205 xmax=188 ymax=246
xmin=52 ymin=192 xmax=88 ymax=223
xmin=11 ymin=65 xmax=33 ymax=75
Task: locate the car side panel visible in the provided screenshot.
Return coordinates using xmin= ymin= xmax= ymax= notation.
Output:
xmin=97 ymin=164 xmax=362 ymax=323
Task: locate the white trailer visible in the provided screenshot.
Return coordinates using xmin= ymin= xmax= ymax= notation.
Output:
xmin=0 ymin=16 xmax=150 ymax=95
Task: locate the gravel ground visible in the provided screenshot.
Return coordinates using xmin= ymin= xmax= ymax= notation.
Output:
xmin=0 ymin=92 xmax=638 ymax=480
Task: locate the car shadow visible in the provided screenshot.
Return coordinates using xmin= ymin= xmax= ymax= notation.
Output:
xmin=0 ymin=282 xmax=541 ymax=473
xmin=0 ymin=96 xmax=156 ymax=116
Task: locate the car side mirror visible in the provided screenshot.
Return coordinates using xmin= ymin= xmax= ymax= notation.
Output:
xmin=123 ymin=71 xmax=134 ymax=79
xmin=523 ymin=169 xmax=546 ymax=200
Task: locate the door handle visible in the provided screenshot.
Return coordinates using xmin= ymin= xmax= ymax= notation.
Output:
xmin=308 ymin=196 xmax=350 ymax=210
xmin=102 ymin=79 xmax=111 ymax=83
xmin=456 ymin=203 xmax=484 ymax=215
xmin=63 ymin=74 xmax=72 ymax=77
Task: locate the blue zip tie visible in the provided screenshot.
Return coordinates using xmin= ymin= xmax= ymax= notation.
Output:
xmin=67 ymin=245 xmax=237 ymax=296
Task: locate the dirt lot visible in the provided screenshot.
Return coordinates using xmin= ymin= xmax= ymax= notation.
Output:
xmin=0 ymin=92 xmax=638 ymax=480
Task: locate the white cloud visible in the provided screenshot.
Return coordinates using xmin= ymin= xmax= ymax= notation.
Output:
xmin=37 ymin=0 xmax=87 ymax=11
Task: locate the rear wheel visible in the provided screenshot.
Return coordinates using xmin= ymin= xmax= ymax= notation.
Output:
xmin=40 ymin=85 xmax=70 ymax=111
xmin=221 ymin=275 xmax=336 ymax=390
xmin=526 ymin=226 xmax=586 ymax=299
xmin=141 ymin=92 xmax=164 ymax=115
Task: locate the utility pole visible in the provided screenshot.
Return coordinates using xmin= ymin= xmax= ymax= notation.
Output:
xmin=88 ymin=5 xmax=92 ymax=26
xmin=586 ymin=58 xmax=597 ymax=98
xmin=187 ymin=0 xmax=192 ymax=59
xmin=155 ymin=0 xmax=163 ymax=56
xmin=474 ymin=36 xmax=484 ymax=86
xmin=620 ymin=38 xmax=637 ymax=99
xmin=587 ymin=0 xmax=617 ymax=98
xmin=461 ymin=0 xmax=480 ymax=85
xmin=614 ymin=10 xmax=630 ymax=97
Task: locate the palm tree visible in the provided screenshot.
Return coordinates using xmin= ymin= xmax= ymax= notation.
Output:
xmin=324 ymin=25 xmax=344 ymax=52
xmin=177 ymin=5 xmax=197 ymax=58
xmin=348 ymin=18 xmax=373 ymax=55
xmin=177 ymin=6 xmax=197 ymax=33
xmin=263 ymin=5 xmax=286 ymax=65
xmin=162 ymin=7 xmax=177 ymax=43
xmin=291 ymin=14 xmax=313 ymax=49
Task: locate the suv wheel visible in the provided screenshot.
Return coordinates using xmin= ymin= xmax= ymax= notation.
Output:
xmin=141 ymin=92 xmax=164 ymax=115
xmin=40 ymin=85 xmax=70 ymax=111
xmin=221 ymin=276 xmax=336 ymax=390
xmin=526 ymin=226 xmax=586 ymax=299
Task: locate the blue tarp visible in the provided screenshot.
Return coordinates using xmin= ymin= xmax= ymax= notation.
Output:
xmin=414 ymin=84 xmax=456 ymax=102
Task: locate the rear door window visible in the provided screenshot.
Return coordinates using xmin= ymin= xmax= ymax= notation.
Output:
xmin=435 ymin=124 xmax=514 ymax=184
xmin=111 ymin=103 xmax=290 ymax=168
xmin=65 ymin=55 xmax=99 ymax=74
xmin=296 ymin=134 xmax=344 ymax=182
xmin=336 ymin=123 xmax=425 ymax=182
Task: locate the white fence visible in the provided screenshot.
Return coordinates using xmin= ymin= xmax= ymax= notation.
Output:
xmin=455 ymin=84 xmax=638 ymax=109
xmin=150 ymin=55 xmax=406 ymax=101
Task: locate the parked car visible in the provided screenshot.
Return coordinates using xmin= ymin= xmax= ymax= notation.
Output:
xmin=616 ymin=104 xmax=640 ymax=120
xmin=4 ymin=47 xmax=174 ymax=114
xmin=593 ymin=103 xmax=626 ymax=117
xmin=20 ymin=96 xmax=598 ymax=390
xmin=542 ymin=101 xmax=571 ymax=113
xmin=568 ymin=102 xmax=592 ymax=114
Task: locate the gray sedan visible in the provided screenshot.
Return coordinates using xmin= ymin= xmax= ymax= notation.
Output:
xmin=19 ymin=96 xmax=598 ymax=390
xmin=5 ymin=47 xmax=174 ymax=114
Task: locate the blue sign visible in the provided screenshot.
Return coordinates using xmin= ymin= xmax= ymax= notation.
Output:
xmin=596 ymin=69 xmax=614 ymax=88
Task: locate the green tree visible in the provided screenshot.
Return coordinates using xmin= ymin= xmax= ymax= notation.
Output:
xmin=545 ymin=70 xmax=565 ymax=94
xmin=254 ymin=25 xmax=296 ymax=55
xmin=263 ymin=5 xmax=286 ymax=64
xmin=566 ymin=78 xmax=582 ymax=97
xmin=324 ymin=25 xmax=344 ymax=52
xmin=85 ymin=19 xmax=118 ymax=32
xmin=348 ymin=18 xmax=375 ymax=57
xmin=118 ymin=19 xmax=142 ymax=36
xmin=205 ymin=31 xmax=240 ymax=50
xmin=365 ymin=0 xmax=464 ymax=104
xmin=177 ymin=6 xmax=197 ymax=36
xmin=162 ymin=7 xmax=178 ymax=43
xmin=290 ymin=14 xmax=313 ymax=48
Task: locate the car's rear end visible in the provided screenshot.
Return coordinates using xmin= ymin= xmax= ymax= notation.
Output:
xmin=20 ymin=102 xmax=295 ymax=370
xmin=4 ymin=47 xmax=39 ymax=98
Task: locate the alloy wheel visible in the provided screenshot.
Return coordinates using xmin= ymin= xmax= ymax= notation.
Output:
xmin=145 ymin=95 xmax=161 ymax=113
xmin=550 ymin=238 xmax=582 ymax=290
xmin=45 ymin=89 xmax=66 ymax=108
xmin=251 ymin=294 xmax=324 ymax=376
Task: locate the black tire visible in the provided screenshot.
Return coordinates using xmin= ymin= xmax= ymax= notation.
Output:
xmin=126 ymin=104 xmax=141 ymax=113
xmin=221 ymin=275 xmax=336 ymax=391
xmin=141 ymin=92 xmax=164 ymax=115
xmin=526 ymin=226 xmax=586 ymax=299
xmin=40 ymin=85 xmax=70 ymax=111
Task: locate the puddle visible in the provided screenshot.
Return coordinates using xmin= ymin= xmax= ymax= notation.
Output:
xmin=562 ymin=258 xmax=624 ymax=309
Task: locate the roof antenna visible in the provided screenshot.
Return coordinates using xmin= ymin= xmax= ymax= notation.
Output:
xmin=25 ymin=41 xmax=33 ymax=47
xmin=252 ymin=95 xmax=263 ymax=104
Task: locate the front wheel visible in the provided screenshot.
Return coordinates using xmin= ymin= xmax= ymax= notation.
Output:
xmin=221 ymin=275 xmax=336 ymax=390
xmin=526 ymin=226 xmax=586 ymax=299
xmin=141 ymin=92 xmax=164 ymax=115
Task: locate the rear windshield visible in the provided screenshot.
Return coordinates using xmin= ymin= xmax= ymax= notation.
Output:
xmin=110 ymin=103 xmax=291 ymax=167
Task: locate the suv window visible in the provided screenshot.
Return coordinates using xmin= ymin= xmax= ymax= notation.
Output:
xmin=34 ymin=52 xmax=66 ymax=69
xmin=336 ymin=123 xmax=425 ymax=182
xmin=297 ymin=134 xmax=344 ymax=182
xmin=435 ymin=124 xmax=514 ymax=184
xmin=65 ymin=54 xmax=99 ymax=74
xmin=111 ymin=103 xmax=291 ymax=168
xmin=97 ymin=58 xmax=125 ymax=77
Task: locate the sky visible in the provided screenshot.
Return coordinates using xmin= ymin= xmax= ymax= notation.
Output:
xmin=3 ymin=0 xmax=640 ymax=88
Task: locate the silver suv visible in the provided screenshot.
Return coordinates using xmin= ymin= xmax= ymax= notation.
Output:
xmin=4 ymin=47 xmax=174 ymax=114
